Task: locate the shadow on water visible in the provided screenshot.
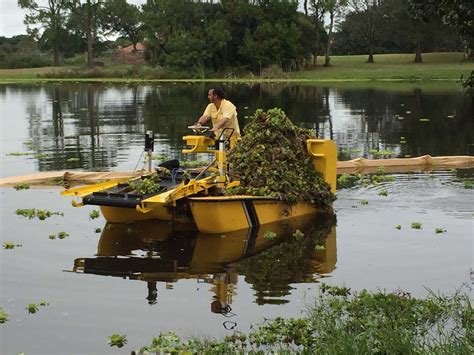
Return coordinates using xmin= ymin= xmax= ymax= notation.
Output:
xmin=69 ymin=213 xmax=336 ymax=311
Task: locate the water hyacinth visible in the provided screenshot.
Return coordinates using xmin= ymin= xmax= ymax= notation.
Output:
xmin=226 ymin=108 xmax=335 ymax=210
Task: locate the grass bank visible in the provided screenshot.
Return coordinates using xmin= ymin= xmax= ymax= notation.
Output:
xmin=0 ymin=52 xmax=472 ymax=84
xmin=129 ymin=285 xmax=472 ymax=354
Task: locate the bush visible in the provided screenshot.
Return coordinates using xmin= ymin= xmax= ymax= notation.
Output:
xmin=63 ymin=53 xmax=86 ymax=66
xmin=0 ymin=53 xmax=51 ymax=69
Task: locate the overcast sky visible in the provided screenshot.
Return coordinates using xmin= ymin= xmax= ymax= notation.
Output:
xmin=0 ymin=0 xmax=147 ymax=37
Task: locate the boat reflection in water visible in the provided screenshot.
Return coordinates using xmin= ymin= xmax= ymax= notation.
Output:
xmin=70 ymin=213 xmax=337 ymax=313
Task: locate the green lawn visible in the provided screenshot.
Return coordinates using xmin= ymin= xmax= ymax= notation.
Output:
xmin=0 ymin=52 xmax=472 ymax=84
xmin=294 ymin=52 xmax=473 ymax=81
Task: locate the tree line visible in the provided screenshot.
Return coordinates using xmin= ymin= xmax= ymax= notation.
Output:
xmin=3 ymin=0 xmax=471 ymax=70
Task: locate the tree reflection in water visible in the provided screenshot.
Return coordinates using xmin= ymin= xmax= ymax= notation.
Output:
xmin=70 ymin=212 xmax=337 ymax=312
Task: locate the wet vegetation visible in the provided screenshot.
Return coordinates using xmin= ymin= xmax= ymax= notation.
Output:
xmin=464 ymin=179 xmax=473 ymax=189
xmin=25 ymin=302 xmax=49 ymax=315
xmin=134 ymin=286 xmax=472 ymax=354
xmin=3 ymin=242 xmax=21 ymax=250
xmin=89 ymin=210 xmax=100 ymax=220
xmin=126 ymin=174 xmax=166 ymax=195
xmin=48 ymin=231 xmax=70 ymax=240
xmin=108 ymin=334 xmax=127 ymax=348
xmin=13 ymin=183 xmax=30 ymax=190
xmin=0 ymin=308 xmax=9 ymax=324
xmin=15 ymin=208 xmax=63 ymax=220
xmin=411 ymin=222 xmax=423 ymax=230
xmin=337 ymin=168 xmax=396 ymax=190
xmin=227 ymin=108 xmax=334 ymax=209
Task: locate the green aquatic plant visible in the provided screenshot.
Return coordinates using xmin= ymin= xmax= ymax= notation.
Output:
xmin=314 ymin=244 xmax=326 ymax=251
xmin=15 ymin=208 xmax=63 ymax=220
xmin=48 ymin=235 xmax=56 ymax=240
xmin=360 ymin=200 xmax=368 ymax=205
xmin=337 ymin=173 xmax=361 ymax=189
xmin=227 ymin=108 xmax=334 ymax=210
xmin=378 ymin=189 xmax=388 ymax=197
xmin=89 ymin=210 xmax=100 ymax=219
xmin=57 ymin=232 xmax=69 ymax=240
xmin=337 ymin=170 xmax=395 ymax=190
xmin=375 ymin=166 xmax=385 ymax=175
xmin=39 ymin=301 xmax=49 ymax=306
xmin=464 ymin=179 xmax=473 ymax=189
xmin=135 ymin=286 xmax=472 ymax=354
xmin=292 ymin=229 xmax=304 ymax=240
xmin=411 ymin=222 xmax=423 ymax=229
xmin=25 ymin=304 xmax=39 ymax=314
xmin=0 ymin=308 xmax=9 ymax=324
xmin=139 ymin=332 xmax=186 ymax=353
xmin=3 ymin=242 xmax=21 ymax=249
xmin=5 ymin=152 xmax=34 ymax=156
xmin=108 ymin=334 xmax=127 ymax=348
xmin=264 ymin=230 xmax=277 ymax=241
xmin=134 ymin=177 xmax=164 ymax=195
xmin=126 ymin=173 xmax=166 ymax=195
xmin=13 ymin=183 xmax=30 ymax=190
xmin=95 ymin=228 xmax=102 ymax=233
xmin=179 ymin=160 xmax=211 ymax=168
xmin=435 ymin=228 xmax=447 ymax=234
xmin=396 ymin=225 xmax=402 ymax=230
xmin=368 ymin=149 xmax=396 ymax=157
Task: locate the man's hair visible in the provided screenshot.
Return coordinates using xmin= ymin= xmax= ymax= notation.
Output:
xmin=211 ymin=88 xmax=226 ymax=99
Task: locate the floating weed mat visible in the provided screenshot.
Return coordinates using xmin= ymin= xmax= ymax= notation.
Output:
xmin=15 ymin=208 xmax=63 ymax=220
xmin=134 ymin=287 xmax=472 ymax=354
xmin=337 ymin=165 xmax=396 ymax=189
xmin=226 ymin=108 xmax=334 ymax=209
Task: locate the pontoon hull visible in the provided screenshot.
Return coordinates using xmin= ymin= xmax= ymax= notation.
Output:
xmin=188 ymin=196 xmax=321 ymax=233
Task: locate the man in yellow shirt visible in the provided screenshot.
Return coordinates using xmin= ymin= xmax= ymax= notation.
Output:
xmin=196 ymin=88 xmax=240 ymax=147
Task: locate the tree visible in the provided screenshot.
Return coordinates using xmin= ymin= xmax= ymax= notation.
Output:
xmin=69 ymin=0 xmax=104 ymax=66
xmin=18 ymin=0 xmax=70 ymax=66
xmin=102 ymin=0 xmax=141 ymax=51
xmin=349 ymin=0 xmax=383 ymax=63
xmin=309 ymin=0 xmax=327 ymax=66
xmin=411 ymin=0 xmax=474 ymax=59
xmin=324 ymin=0 xmax=348 ymax=66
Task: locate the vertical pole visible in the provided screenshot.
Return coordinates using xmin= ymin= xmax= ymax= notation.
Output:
xmin=145 ymin=130 xmax=154 ymax=173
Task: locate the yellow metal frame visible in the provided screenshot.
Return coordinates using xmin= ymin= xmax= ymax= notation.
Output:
xmin=307 ymin=139 xmax=337 ymax=193
xmin=61 ymin=131 xmax=337 ymax=232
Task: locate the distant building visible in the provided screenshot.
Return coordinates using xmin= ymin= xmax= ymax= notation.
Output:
xmin=112 ymin=43 xmax=145 ymax=64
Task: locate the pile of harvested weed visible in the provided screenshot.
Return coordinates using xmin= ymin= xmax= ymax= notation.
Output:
xmin=226 ymin=108 xmax=335 ymax=210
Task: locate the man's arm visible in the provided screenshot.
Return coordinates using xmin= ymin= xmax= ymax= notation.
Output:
xmin=196 ymin=114 xmax=210 ymax=125
xmin=211 ymin=104 xmax=234 ymax=131
xmin=210 ymin=117 xmax=229 ymax=131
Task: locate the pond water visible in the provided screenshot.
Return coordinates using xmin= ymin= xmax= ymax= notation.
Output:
xmin=0 ymin=83 xmax=473 ymax=354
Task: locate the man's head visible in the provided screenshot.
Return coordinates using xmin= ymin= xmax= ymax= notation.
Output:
xmin=207 ymin=88 xmax=226 ymax=104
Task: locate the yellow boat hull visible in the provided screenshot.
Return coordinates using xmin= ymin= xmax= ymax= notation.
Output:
xmin=100 ymin=204 xmax=192 ymax=224
xmin=188 ymin=196 xmax=322 ymax=234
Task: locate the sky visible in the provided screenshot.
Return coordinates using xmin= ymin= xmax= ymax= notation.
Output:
xmin=0 ymin=0 xmax=147 ymax=37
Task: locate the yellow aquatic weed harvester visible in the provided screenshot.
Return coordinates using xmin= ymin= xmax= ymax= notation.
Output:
xmin=62 ymin=128 xmax=337 ymax=233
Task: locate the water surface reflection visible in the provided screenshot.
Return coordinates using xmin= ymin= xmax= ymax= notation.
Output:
xmin=1 ymin=83 xmax=472 ymax=177
xmin=70 ymin=213 xmax=336 ymax=311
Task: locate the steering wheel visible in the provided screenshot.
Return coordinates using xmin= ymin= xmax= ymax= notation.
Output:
xmin=188 ymin=125 xmax=210 ymax=134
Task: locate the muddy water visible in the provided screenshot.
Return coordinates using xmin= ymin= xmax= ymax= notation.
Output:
xmin=0 ymin=83 xmax=472 ymax=354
